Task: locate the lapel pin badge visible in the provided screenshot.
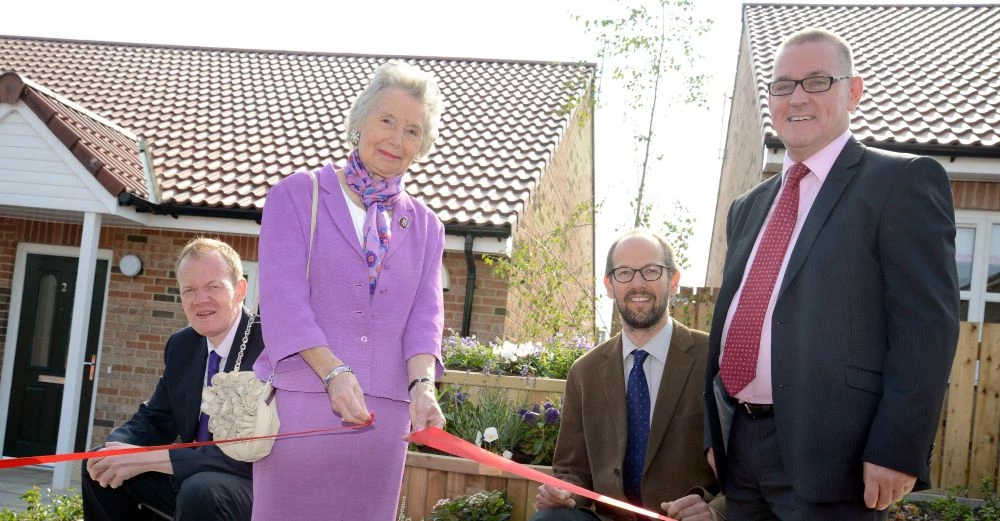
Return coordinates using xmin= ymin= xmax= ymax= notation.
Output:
xmin=398 ymin=216 xmax=409 ymax=229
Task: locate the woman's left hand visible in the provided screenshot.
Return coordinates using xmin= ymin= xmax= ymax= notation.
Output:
xmin=409 ymin=382 xmax=445 ymax=433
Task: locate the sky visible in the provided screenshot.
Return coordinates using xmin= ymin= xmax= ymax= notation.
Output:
xmin=2 ymin=0 xmax=989 ymax=332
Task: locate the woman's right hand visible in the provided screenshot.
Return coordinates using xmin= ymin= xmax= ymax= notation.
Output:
xmin=327 ymin=372 xmax=372 ymax=424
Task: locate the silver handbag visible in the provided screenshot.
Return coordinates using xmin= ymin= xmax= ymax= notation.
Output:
xmin=201 ymin=315 xmax=279 ymax=462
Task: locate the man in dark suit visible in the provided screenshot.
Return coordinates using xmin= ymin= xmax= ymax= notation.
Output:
xmin=533 ymin=230 xmax=722 ymax=521
xmin=704 ymin=28 xmax=960 ymax=520
xmin=82 ymin=238 xmax=262 ymax=520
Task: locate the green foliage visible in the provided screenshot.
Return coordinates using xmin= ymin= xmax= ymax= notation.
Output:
xmin=441 ymin=332 xmax=593 ymax=380
xmin=632 ymin=199 xmax=695 ymax=271
xmin=0 ymin=487 xmax=82 ymax=521
xmin=518 ymin=398 xmax=562 ymax=465
xmin=483 ymin=202 xmax=597 ymax=341
xmin=435 ymin=387 xmax=563 ymax=467
xmin=928 ymin=479 xmax=1000 ymax=521
xmin=439 ymin=386 xmax=531 ymax=459
xmin=427 ymin=489 xmax=512 ymax=521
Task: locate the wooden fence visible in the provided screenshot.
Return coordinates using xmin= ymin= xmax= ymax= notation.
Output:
xmin=934 ymin=322 xmax=1000 ymax=495
xmin=672 ymin=286 xmax=718 ymax=332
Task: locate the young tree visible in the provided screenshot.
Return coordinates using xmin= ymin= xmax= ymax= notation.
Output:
xmin=485 ymin=203 xmax=600 ymax=341
xmin=576 ymin=0 xmax=712 ymax=336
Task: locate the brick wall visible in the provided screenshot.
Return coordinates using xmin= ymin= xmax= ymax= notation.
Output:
xmin=503 ymin=103 xmax=595 ymax=339
xmin=441 ymin=251 xmax=506 ymax=342
xmin=706 ymin=31 xmax=766 ymax=288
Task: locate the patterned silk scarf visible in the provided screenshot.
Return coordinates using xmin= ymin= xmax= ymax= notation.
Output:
xmin=342 ymin=150 xmax=404 ymax=295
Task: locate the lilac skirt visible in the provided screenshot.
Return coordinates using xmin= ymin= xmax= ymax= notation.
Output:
xmin=252 ymin=390 xmax=410 ymax=521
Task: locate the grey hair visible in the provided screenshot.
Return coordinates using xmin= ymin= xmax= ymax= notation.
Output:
xmin=345 ymin=60 xmax=444 ymax=159
xmin=604 ymin=228 xmax=677 ymax=276
xmin=774 ymin=28 xmax=855 ymax=75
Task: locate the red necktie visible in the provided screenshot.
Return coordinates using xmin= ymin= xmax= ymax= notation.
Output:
xmin=721 ymin=163 xmax=810 ymax=395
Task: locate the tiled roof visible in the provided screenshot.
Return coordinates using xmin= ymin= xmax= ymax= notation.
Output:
xmin=0 ymin=36 xmax=595 ymax=227
xmin=0 ymin=71 xmax=148 ymax=198
xmin=744 ymin=3 xmax=1000 ymax=153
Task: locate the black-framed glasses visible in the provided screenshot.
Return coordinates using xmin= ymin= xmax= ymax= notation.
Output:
xmin=609 ymin=264 xmax=672 ymax=283
xmin=767 ymin=75 xmax=853 ymax=96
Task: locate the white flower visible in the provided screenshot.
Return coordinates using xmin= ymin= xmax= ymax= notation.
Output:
xmin=483 ymin=426 xmax=499 ymax=443
xmin=475 ymin=431 xmax=483 ymax=447
xmin=495 ymin=341 xmax=519 ymax=362
xmin=515 ymin=342 xmax=537 ymax=358
xmin=502 ymin=450 xmax=513 ymax=460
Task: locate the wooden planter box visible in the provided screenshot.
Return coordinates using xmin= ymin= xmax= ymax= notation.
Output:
xmin=401 ymin=451 xmax=553 ymax=521
xmin=397 ymin=371 xmax=566 ymax=519
xmin=438 ymin=369 xmax=567 ymax=406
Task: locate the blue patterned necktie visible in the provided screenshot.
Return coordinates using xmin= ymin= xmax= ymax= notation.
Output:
xmin=195 ymin=350 xmax=222 ymax=442
xmin=624 ymin=349 xmax=651 ymax=505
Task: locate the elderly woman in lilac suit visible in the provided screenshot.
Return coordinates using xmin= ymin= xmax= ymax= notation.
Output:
xmin=253 ymin=61 xmax=447 ymax=520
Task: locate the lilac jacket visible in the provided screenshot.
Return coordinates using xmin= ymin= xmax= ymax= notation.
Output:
xmin=254 ymin=164 xmax=444 ymax=402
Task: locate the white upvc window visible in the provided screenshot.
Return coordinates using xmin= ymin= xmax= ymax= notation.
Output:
xmin=242 ymin=260 xmax=260 ymax=311
xmin=955 ymin=210 xmax=1000 ymax=326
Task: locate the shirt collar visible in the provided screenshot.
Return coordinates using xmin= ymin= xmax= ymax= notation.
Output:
xmin=206 ymin=310 xmax=244 ymax=360
xmin=781 ymin=130 xmax=852 ymax=184
xmin=621 ymin=317 xmax=674 ymax=364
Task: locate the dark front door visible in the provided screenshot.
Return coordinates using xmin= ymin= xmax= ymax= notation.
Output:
xmin=3 ymin=253 xmax=107 ymax=457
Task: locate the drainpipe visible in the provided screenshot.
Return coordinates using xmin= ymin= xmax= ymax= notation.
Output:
xmin=461 ymin=235 xmax=476 ymax=337
xmin=443 ymin=224 xmax=510 ymax=338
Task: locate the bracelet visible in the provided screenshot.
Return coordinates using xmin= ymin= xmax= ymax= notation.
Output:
xmin=323 ymin=365 xmax=353 ymax=388
xmin=408 ymin=377 xmax=433 ymax=392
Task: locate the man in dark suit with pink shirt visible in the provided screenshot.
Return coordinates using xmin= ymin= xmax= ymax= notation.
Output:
xmin=705 ymin=28 xmax=960 ymax=520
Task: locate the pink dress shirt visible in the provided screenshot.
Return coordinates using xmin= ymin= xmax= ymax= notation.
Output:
xmin=720 ymin=130 xmax=852 ymax=404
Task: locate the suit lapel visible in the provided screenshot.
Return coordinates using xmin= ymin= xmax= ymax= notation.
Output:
xmin=181 ymin=335 xmax=209 ymax=437
xmin=222 ymin=310 xmax=251 ymax=372
xmin=317 ymin=164 xmax=366 ymax=259
xmin=384 ymin=192 xmax=415 ymax=262
xmin=645 ymin=321 xmax=694 ymax=468
xmin=777 ymin=138 xmax=864 ymax=298
xmin=597 ymin=336 xmax=628 ymax=459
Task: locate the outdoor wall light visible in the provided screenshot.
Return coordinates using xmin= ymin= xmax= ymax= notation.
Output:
xmin=119 ymin=254 xmax=143 ymax=277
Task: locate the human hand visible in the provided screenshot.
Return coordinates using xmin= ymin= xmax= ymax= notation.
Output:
xmin=661 ymin=494 xmax=713 ymax=521
xmin=863 ymin=461 xmax=916 ymax=510
xmin=535 ymin=483 xmax=576 ymax=510
xmin=86 ymin=442 xmax=163 ymax=488
xmin=326 ymin=371 xmax=371 ymax=424
xmin=408 ymin=382 xmax=445 ymax=434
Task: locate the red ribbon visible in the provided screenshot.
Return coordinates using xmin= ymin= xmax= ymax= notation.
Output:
xmin=408 ymin=427 xmax=673 ymax=521
xmin=0 ymin=416 xmax=375 ymax=470
xmin=3 ymin=418 xmax=674 ymax=520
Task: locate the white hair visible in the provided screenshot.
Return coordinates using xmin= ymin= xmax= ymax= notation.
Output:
xmin=345 ymin=60 xmax=444 ymax=159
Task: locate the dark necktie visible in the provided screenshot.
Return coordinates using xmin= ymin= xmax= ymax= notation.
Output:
xmin=195 ymin=350 xmax=222 ymax=442
xmin=623 ymin=349 xmax=650 ymax=505
xmin=721 ymin=163 xmax=810 ymax=395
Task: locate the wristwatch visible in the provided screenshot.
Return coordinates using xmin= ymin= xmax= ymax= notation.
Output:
xmin=323 ymin=365 xmax=353 ymax=388
xmin=408 ymin=377 xmax=434 ymax=392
